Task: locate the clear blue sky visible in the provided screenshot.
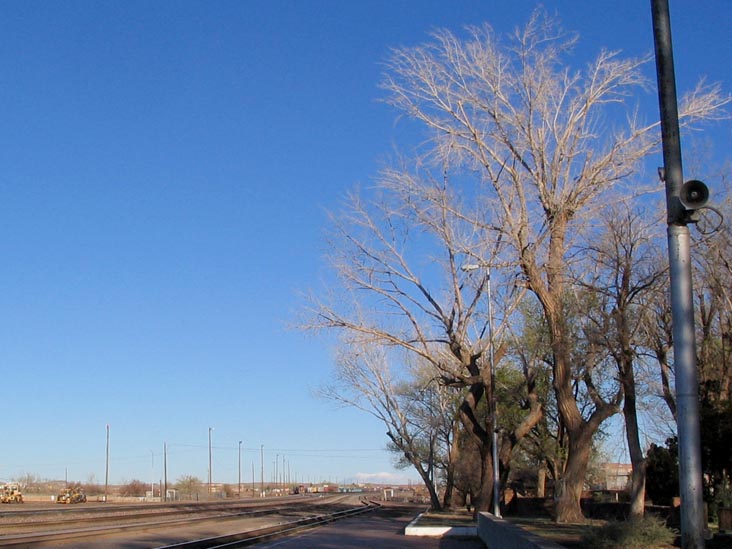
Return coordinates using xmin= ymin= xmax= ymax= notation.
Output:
xmin=1 ymin=1 xmax=730 ymax=488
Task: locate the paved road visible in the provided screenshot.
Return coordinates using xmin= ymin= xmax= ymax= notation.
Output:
xmin=249 ymin=504 xmax=485 ymax=549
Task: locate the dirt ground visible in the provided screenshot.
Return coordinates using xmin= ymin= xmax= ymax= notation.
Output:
xmin=420 ymin=509 xmax=732 ymax=548
xmin=508 ymin=516 xmax=732 ymax=548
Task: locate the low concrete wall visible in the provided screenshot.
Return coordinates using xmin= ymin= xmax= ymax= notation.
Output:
xmin=404 ymin=512 xmax=477 ymax=537
xmin=478 ymin=513 xmax=566 ymax=549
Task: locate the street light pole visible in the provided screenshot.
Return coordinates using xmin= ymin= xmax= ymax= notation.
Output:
xmin=485 ymin=267 xmax=501 ymax=518
xmin=650 ymin=2 xmax=705 ymax=546
xmin=463 ymin=264 xmax=501 ymax=517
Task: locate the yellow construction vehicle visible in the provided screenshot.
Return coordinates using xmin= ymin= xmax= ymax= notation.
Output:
xmin=56 ymin=487 xmax=86 ymax=504
xmin=0 ymin=483 xmax=24 ymax=503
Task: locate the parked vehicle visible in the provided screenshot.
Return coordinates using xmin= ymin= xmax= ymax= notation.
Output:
xmin=0 ymin=483 xmax=24 ymax=503
xmin=57 ymin=487 xmax=86 ymax=504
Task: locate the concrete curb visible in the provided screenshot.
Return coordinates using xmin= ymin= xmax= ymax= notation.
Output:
xmin=404 ymin=511 xmax=478 ymax=537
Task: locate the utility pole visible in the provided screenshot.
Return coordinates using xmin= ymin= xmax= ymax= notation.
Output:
xmin=238 ymin=440 xmax=242 ymax=498
xmin=150 ymin=450 xmax=154 ymax=499
xmin=104 ymin=424 xmax=110 ymax=503
xmin=650 ymin=1 xmax=706 ymax=547
xmin=208 ymin=427 xmax=214 ymax=496
xmin=164 ymin=442 xmax=168 ymax=502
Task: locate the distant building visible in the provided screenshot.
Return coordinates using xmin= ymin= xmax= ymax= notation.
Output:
xmin=598 ymin=463 xmax=632 ymax=491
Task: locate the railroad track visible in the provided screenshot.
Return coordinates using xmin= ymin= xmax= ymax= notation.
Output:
xmin=0 ymin=494 xmax=312 ymax=521
xmin=0 ymin=495 xmax=378 ymax=547
xmin=0 ymin=500 xmax=304 ymax=533
xmin=157 ymin=500 xmax=381 ymax=549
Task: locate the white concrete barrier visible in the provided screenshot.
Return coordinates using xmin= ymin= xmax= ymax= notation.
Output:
xmin=404 ymin=511 xmax=477 ymax=537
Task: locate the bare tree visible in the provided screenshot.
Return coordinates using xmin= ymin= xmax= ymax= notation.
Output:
xmin=320 ymin=341 xmax=449 ymax=509
xmin=13 ymin=473 xmax=43 ymax=493
xmin=693 ymin=193 xmax=732 ymax=403
xmin=306 ymin=162 xmax=540 ymax=512
xmin=380 ymin=9 xmax=727 ymax=522
xmin=174 ymin=475 xmax=203 ymax=501
xmin=118 ymin=479 xmax=147 ymax=497
xmin=642 ymin=273 xmax=677 ymax=420
xmin=640 ymin=171 xmax=732 ymax=509
xmin=579 ymin=204 xmax=667 ymax=517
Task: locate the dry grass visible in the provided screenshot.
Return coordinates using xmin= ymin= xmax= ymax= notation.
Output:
xmin=512 ymin=516 xmax=732 ymax=548
xmin=414 ymin=508 xmax=732 ymax=548
xmin=506 ymin=516 xmax=592 ymax=548
xmin=417 ymin=509 xmax=477 ymax=527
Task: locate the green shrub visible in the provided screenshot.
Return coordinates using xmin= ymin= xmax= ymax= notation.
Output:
xmin=709 ymin=479 xmax=732 ymax=521
xmin=581 ymin=515 xmax=677 ymax=548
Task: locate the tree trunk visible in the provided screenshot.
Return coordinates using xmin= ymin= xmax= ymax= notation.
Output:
xmin=442 ymin=428 xmax=460 ymax=509
xmin=545 ymin=283 xmax=619 ymax=521
xmin=628 ymin=462 xmax=647 ymax=518
xmin=442 ymin=468 xmax=454 ymax=509
xmin=537 ymin=462 xmax=546 ymax=498
xmin=553 ymin=426 xmax=593 ymax=523
xmin=472 ymin=447 xmax=495 ymax=514
xmin=532 ymin=217 xmax=590 ymax=523
xmin=622 ymin=357 xmax=647 ymax=518
xmin=458 ymin=379 xmax=494 ymax=513
xmin=417 ymin=464 xmax=443 ymax=511
xmin=387 ymin=432 xmax=442 ymax=510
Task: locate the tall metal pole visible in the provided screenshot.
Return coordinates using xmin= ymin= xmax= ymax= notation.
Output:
xmin=260 ymin=445 xmax=264 ymax=496
xmin=486 ymin=268 xmax=501 ymax=517
xmin=462 ymin=264 xmax=501 ymax=516
xmin=104 ymin=424 xmax=110 ymax=503
xmin=208 ymin=427 xmax=213 ymax=496
xmin=150 ymin=450 xmax=154 ymax=498
xmin=651 ymin=1 xmax=705 ymax=547
xmin=164 ymin=442 xmax=168 ymax=502
xmin=238 ymin=440 xmax=242 ymax=498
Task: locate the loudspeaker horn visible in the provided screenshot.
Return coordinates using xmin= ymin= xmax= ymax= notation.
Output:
xmin=680 ymin=179 xmax=709 ymax=210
